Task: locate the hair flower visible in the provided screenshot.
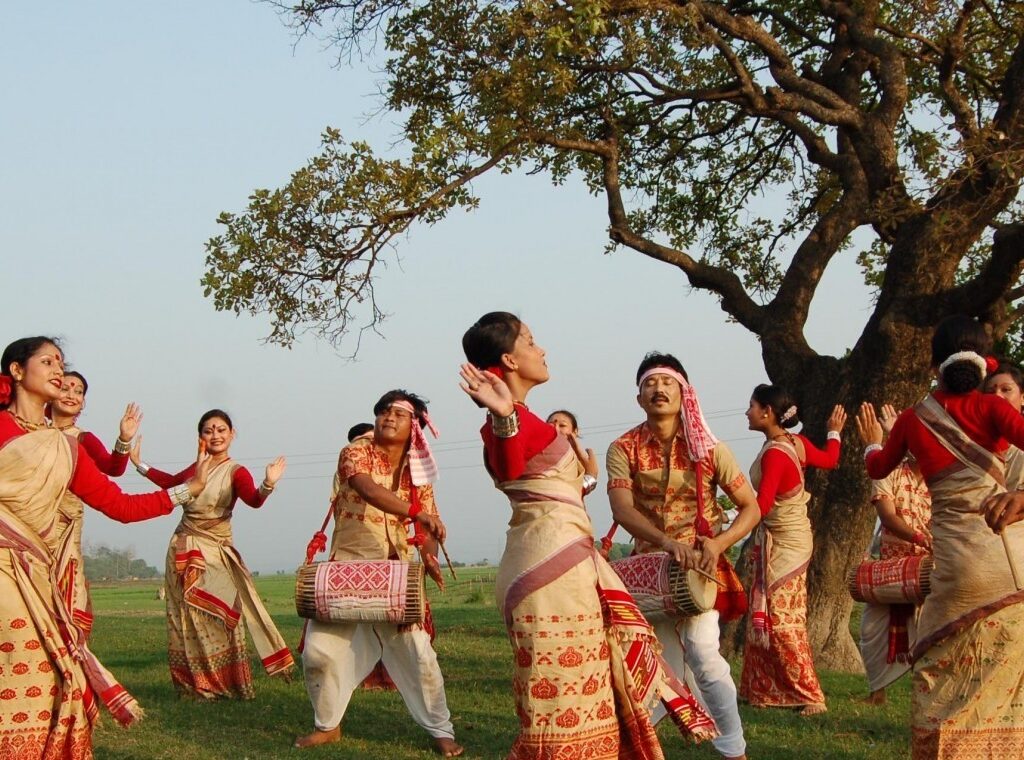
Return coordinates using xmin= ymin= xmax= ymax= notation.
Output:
xmin=986 ymin=355 xmax=999 ymax=373
xmin=0 ymin=375 xmax=11 ymax=406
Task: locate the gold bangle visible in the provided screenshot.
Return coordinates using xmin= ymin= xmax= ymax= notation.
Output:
xmin=490 ymin=410 xmax=519 ymax=438
xmin=113 ymin=438 xmax=131 ymax=455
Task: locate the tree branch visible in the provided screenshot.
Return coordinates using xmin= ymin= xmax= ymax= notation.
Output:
xmin=598 ymin=134 xmax=768 ymax=334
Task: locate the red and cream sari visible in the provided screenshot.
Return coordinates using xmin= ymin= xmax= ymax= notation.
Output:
xmin=909 ymin=397 xmax=1024 ymax=759
xmin=494 ymin=433 xmax=715 ymax=760
xmin=739 ymin=439 xmax=825 ymax=709
xmin=165 ymin=461 xmax=293 ymax=699
xmin=0 ymin=429 xmax=141 ymax=760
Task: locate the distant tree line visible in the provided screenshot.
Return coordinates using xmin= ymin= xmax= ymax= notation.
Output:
xmin=83 ymin=544 xmax=160 ymax=581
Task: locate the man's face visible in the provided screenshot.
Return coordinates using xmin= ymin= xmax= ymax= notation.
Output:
xmin=374 ymin=404 xmax=414 ymax=446
xmin=637 ymin=371 xmax=682 ymax=418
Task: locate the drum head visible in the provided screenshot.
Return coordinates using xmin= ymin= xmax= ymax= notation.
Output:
xmin=685 ymin=569 xmax=718 ymax=611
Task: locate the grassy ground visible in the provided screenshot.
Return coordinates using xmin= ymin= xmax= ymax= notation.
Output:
xmin=89 ymin=571 xmax=910 ymax=759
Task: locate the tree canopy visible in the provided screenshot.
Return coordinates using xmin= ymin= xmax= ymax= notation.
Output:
xmin=206 ymin=0 xmax=1024 ymax=354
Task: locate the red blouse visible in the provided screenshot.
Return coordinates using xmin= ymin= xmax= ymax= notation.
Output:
xmin=78 ymin=431 xmax=129 ymax=477
xmin=755 ymin=434 xmax=840 ymax=516
xmin=480 ymin=403 xmax=557 ymax=482
xmin=144 ymin=461 xmax=268 ymax=508
xmin=866 ymin=390 xmax=1024 ymax=481
xmin=0 ymin=414 xmax=173 ymax=522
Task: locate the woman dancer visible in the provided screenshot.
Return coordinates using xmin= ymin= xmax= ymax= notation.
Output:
xmin=738 ymin=384 xmax=845 ymax=715
xmin=460 ymin=312 xmax=715 ymax=760
xmin=858 ymin=404 xmax=932 ymax=705
xmin=546 ymin=410 xmax=599 ymax=495
xmin=984 ymin=361 xmax=1024 ymax=489
xmin=858 ymin=315 xmax=1024 ymax=758
xmin=0 ymin=337 xmax=205 ymax=758
xmin=49 ymin=370 xmax=143 ymax=637
xmin=132 ymin=409 xmax=294 ymax=699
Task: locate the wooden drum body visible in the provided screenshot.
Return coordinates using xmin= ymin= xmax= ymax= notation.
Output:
xmin=295 ymin=560 xmax=425 ymax=625
xmin=848 ymin=554 xmax=933 ymax=606
xmin=609 ymin=551 xmax=717 ymax=621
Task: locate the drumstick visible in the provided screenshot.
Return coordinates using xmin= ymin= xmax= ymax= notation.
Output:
xmin=1001 ymin=530 xmax=1023 ymax=590
xmin=439 ymin=540 xmax=458 ymax=581
xmin=693 ymin=567 xmax=727 ymax=588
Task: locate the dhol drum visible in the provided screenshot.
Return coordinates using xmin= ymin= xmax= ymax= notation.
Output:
xmin=295 ymin=560 xmax=425 ymax=625
xmin=609 ymin=551 xmax=717 ymax=621
xmin=847 ymin=554 xmax=933 ymax=606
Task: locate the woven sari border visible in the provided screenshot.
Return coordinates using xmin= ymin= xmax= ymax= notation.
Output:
xmin=911 ymin=593 xmax=1024 ymax=661
xmin=501 ymin=536 xmax=594 ymax=626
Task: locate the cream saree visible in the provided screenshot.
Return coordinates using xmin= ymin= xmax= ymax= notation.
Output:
xmin=0 ymin=429 xmax=141 ymax=760
xmin=165 ymin=461 xmax=293 ymax=699
xmin=495 ymin=433 xmax=715 ymax=760
xmin=909 ymin=397 xmax=1024 ymax=758
xmin=739 ymin=440 xmax=825 ymax=708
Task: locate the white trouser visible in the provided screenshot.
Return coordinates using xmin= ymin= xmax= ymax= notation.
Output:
xmin=301 ymin=620 xmax=455 ymax=739
xmin=858 ymin=602 xmax=914 ymax=692
xmin=650 ymin=610 xmax=746 ymax=758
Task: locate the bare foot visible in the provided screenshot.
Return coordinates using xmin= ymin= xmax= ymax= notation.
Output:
xmin=293 ymin=726 xmax=341 ymax=749
xmin=860 ymin=690 xmax=886 ymax=705
xmin=799 ymin=703 xmax=827 ymax=717
xmin=433 ymin=737 xmax=464 ymax=757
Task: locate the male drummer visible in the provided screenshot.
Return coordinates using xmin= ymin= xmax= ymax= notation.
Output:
xmin=607 ymin=352 xmax=761 ymax=760
xmin=858 ymin=405 xmax=932 ymax=704
xmin=295 ymin=390 xmax=463 ymax=757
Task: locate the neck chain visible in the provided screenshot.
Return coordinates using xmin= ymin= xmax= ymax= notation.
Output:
xmin=7 ymin=409 xmax=51 ymax=432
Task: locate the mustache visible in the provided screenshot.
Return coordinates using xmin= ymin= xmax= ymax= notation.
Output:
xmin=650 ymin=393 xmax=670 ymax=403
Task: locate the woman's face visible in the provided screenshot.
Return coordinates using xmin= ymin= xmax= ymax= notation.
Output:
xmin=199 ymin=416 xmax=234 ymax=455
xmin=52 ymin=375 xmax=86 ymax=418
xmin=985 ymin=372 xmax=1024 ymax=412
xmin=8 ymin=342 xmax=64 ymax=403
xmin=547 ymin=412 xmax=576 ymax=437
xmin=746 ymin=397 xmax=771 ymax=431
xmin=505 ymin=323 xmax=549 ymax=384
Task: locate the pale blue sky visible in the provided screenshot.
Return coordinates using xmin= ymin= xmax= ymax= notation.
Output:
xmin=3 ymin=2 xmax=871 ymax=572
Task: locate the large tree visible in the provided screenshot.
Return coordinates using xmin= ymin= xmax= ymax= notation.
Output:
xmin=205 ymin=0 xmax=1024 ymax=668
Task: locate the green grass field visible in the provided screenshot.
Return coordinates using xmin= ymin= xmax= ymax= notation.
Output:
xmin=88 ymin=572 xmax=910 ymax=759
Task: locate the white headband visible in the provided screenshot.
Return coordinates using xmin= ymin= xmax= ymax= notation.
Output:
xmin=938 ymin=351 xmax=987 ymax=376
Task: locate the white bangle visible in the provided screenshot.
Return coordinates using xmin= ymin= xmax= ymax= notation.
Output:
xmin=581 ymin=474 xmax=598 ymax=495
xmin=113 ymin=437 xmax=132 ymax=454
xmin=863 ymin=443 xmax=882 ymax=459
xmin=168 ymin=484 xmax=193 ymax=506
xmin=827 ymin=431 xmax=841 ymax=442
xmin=136 ymin=461 xmax=151 ymax=476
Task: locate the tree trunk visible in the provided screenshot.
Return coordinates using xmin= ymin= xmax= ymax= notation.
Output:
xmin=754 ymin=316 xmax=936 ymax=671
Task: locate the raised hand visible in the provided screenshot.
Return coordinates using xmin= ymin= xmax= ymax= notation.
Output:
xmin=878 ymin=403 xmax=899 ymax=435
xmin=187 ymin=439 xmax=212 ymax=498
xmin=119 ymin=402 xmax=143 ymax=441
xmin=856 ymin=402 xmax=884 ymax=446
xmin=129 ymin=435 xmax=144 ymax=467
xmin=458 ymin=363 xmax=515 ymax=417
xmin=567 ymin=434 xmax=599 ymax=478
xmin=264 ymin=456 xmax=287 ymax=487
xmin=827 ymin=404 xmax=848 ymax=433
